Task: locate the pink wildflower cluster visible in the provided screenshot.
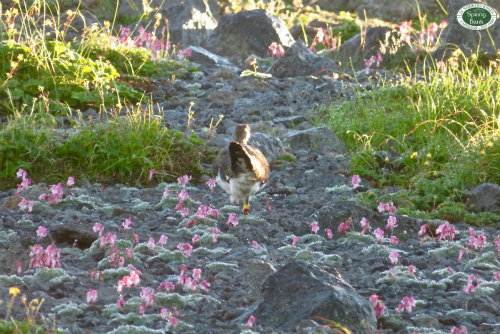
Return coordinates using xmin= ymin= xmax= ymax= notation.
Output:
xmin=325 ymin=228 xmax=333 ymax=239
xmin=205 ymin=178 xmax=217 ymax=191
xmin=114 ymin=26 xmax=172 ymax=61
xmin=435 ymin=221 xmax=457 ymax=242
xmin=161 ymin=307 xmax=179 ymax=329
xmin=378 ymin=201 xmax=397 ymax=214
xmin=177 ymin=264 xmax=210 ymax=292
xmin=211 ymin=227 xmax=222 ymax=243
xmin=360 ymin=217 xmax=371 ymax=235
xmin=16 ymin=168 xmax=32 ymax=194
xmin=451 ymin=326 xmax=468 ymax=334
xmin=267 ymin=42 xmax=285 ymax=58
xmin=291 ymin=235 xmax=299 ymax=248
xmin=364 ymin=52 xmax=383 ymax=75
xmin=87 ymin=289 xmax=98 ymax=304
xmin=310 ymin=27 xmax=337 ymax=52
xmin=139 ymin=287 xmax=155 ymax=315
xmin=117 ymin=268 xmax=141 ymax=294
xmin=389 ymin=251 xmax=399 ymax=264
xmin=351 ymin=174 xmax=360 ymax=187
xmin=369 ymin=294 xmax=386 ymax=319
xmin=175 ymin=189 xmax=190 ymax=217
xmin=29 ymin=244 xmax=61 ymax=269
xmin=374 ymin=228 xmax=384 ymax=243
xmin=226 ymin=213 xmax=238 ymax=228
xmin=463 ymin=274 xmax=480 ymax=294
xmin=310 ymin=222 xmax=319 ymax=234
xmin=177 ymin=242 xmax=193 ymax=257
xmin=468 ymin=228 xmax=487 ymax=250
xmin=39 ymin=183 xmax=64 ymax=205
xmin=93 ymin=222 xmax=133 ymax=267
xmin=16 ymin=169 xmax=34 ymax=212
xmin=338 ymin=217 xmax=353 ymax=234
xmin=396 ymin=296 xmax=416 ymax=313
xmin=385 ymin=216 xmax=398 ymax=231
xmin=196 ymin=204 xmax=219 ymax=219
xmin=399 ymin=20 xmax=448 ymax=50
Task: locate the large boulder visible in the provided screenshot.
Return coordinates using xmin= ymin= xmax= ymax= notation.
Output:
xmin=435 ymin=0 xmax=500 ymax=57
xmin=468 ymin=182 xmax=500 ymax=213
xmin=202 ymin=9 xmax=295 ymax=66
xmin=255 ymin=261 xmax=377 ymax=333
xmin=268 ymin=40 xmax=342 ymax=77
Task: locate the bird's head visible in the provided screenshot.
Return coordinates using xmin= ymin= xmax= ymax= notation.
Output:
xmin=233 ymin=124 xmax=251 ymax=144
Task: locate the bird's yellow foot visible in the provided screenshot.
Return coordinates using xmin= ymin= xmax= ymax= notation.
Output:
xmin=243 ymin=204 xmax=250 ymax=215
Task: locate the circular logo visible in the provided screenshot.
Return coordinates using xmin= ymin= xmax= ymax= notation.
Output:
xmin=457 ymin=3 xmax=497 ymax=30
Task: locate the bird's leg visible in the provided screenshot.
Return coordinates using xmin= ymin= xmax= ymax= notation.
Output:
xmin=243 ymin=197 xmax=250 ymax=215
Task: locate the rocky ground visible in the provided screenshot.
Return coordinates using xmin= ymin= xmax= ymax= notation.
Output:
xmin=1 ymin=0 xmax=500 ymax=333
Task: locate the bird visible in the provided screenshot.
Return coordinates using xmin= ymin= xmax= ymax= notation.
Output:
xmin=212 ymin=124 xmax=269 ymax=214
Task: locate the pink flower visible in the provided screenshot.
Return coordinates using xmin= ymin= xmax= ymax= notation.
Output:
xmin=325 ymin=229 xmax=333 ymax=239
xmin=162 ymin=188 xmax=170 ymax=199
xmin=177 ymin=48 xmax=192 ymax=60
xmin=18 ymin=198 xmax=34 ymax=213
xmin=160 ymin=307 xmax=170 ymax=320
xmin=439 ymin=20 xmax=448 ymax=29
xmin=291 ymin=236 xmax=299 ymax=248
xmin=463 ymin=274 xmax=480 ymax=294
xmin=122 ymin=217 xmax=133 ymax=230
xmin=369 ymin=294 xmax=386 ymax=319
xmin=158 ymin=282 xmax=175 ymax=292
xmin=66 ymin=176 xmax=75 ymax=187
xmin=469 ymin=233 xmax=487 ymax=250
xmin=376 ymin=52 xmax=383 ymax=67
xmin=447 ymin=267 xmax=455 ymax=274
xmin=390 ymin=235 xmax=399 ymax=245
xmin=245 ymin=315 xmax=256 ymax=328
xmin=311 ymin=222 xmax=319 ymax=235
xmin=205 ymin=178 xmax=216 ymax=191
xmin=389 ymin=251 xmax=399 ymax=264
xmin=378 ymin=202 xmax=397 ymax=213
xmin=418 ymin=224 xmax=428 ymax=236
xmin=17 ymin=178 xmax=32 ymax=194
xmin=87 ymin=289 xmax=98 ymax=304
xmin=360 ymin=217 xmax=370 ymax=235
xmin=201 ymin=280 xmax=211 ymax=292
xmin=338 ymin=218 xmax=352 ymax=234
xmin=177 ymin=243 xmax=193 ymax=257
xmin=191 ymin=234 xmax=200 ymax=245
xmin=157 ymin=235 xmax=168 ymax=247
xmin=493 ymin=272 xmax=500 ymax=281
xmin=396 ymin=296 xmax=416 ymax=313
xmin=177 ymin=175 xmax=192 ymax=186
xmin=148 ymin=237 xmax=156 ymax=249
xmin=226 ymin=214 xmax=238 ymax=228
xmin=117 ymin=297 xmax=126 ymax=308
xmin=170 ymin=316 xmax=178 ymax=329
xmin=148 ymin=169 xmax=156 ymax=182
xmin=36 ymin=226 xmax=48 ymax=238
xmin=458 ymin=249 xmax=466 ymax=262
xmin=17 ymin=261 xmax=22 ymax=275
xmin=29 ymin=244 xmax=61 ymax=269
xmin=351 ymin=175 xmax=360 ymax=187
xmin=252 ymin=240 xmax=260 ymax=249
xmin=451 ymin=326 xmax=468 ymax=334
xmin=385 ymin=216 xmax=398 ymax=231
xmin=374 ymin=228 xmax=384 ymax=243
xmin=140 ymin=288 xmax=155 ymax=308
xmin=436 ymin=221 xmax=457 ymax=242
xmin=267 ymin=42 xmax=285 ymax=58
xmin=211 ymin=227 xmax=222 ymax=243
xmin=408 ymin=265 xmax=416 ymax=275
xmin=16 ymin=168 xmax=28 ymax=180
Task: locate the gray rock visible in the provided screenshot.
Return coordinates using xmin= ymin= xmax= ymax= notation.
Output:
xmin=468 ymin=182 xmax=500 ymax=213
xmin=435 ymin=0 xmax=500 ymax=58
xmin=335 ymin=26 xmax=402 ymax=69
xmin=283 ymin=126 xmax=347 ymax=154
xmin=202 ymin=10 xmax=294 ymax=66
xmin=268 ymin=40 xmax=341 ymax=78
xmin=255 ymin=261 xmax=377 ymax=333
xmin=188 ymin=46 xmax=240 ymax=72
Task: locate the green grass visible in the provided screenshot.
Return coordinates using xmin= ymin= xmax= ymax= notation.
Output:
xmin=0 ymin=107 xmax=205 ymax=190
xmin=319 ymin=52 xmax=500 ymax=225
